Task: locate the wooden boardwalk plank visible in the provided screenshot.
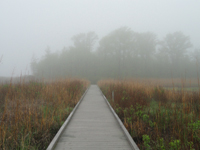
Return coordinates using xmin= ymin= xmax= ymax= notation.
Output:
xmin=53 ymin=85 xmax=136 ymax=150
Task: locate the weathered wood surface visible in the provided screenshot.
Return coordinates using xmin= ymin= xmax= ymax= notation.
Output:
xmin=53 ymin=85 xmax=136 ymax=150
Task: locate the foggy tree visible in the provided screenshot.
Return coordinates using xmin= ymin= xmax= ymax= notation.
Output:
xmin=36 ymin=49 xmax=60 ymax=78
xmin=136 ymin=32 xmax=157 ymax=76
xmin=58 ymin=47 xmax=70 ymax=77
xmin=98 ymin=27 xmax=136 ymax=58
xmin=158 ymin=31 xmax=192 ymax=76
xmin=71 ymin=32 xmax=98 ymax=52
xmin=159 ymin=31 xmax=192 ymax=65
xmin=70 ymin=32 xmax=98 ymax=78
xmin=31 ymin=28 xmax=198 ymax=82
xmin=136 ymin=32 xmax=156 ymax=59
xmin=98 ymin=27 xmax=136 ymax=78
xmin=30 ymin=32 xmax=98 ymax=80
xmin=191 ymin=48 xmax=200 ymax=63
xmin=191 ymin=48 xmax=200 ymax=75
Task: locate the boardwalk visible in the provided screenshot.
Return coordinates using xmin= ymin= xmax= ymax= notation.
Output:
xmin=51 ymin=85 xmax=137 ymax=150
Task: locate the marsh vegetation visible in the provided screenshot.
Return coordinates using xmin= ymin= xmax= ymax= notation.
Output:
xmin=99 ymin=79 xmax=200 ymax=150
xmin=0 ymin=78 xmax=89 ymax=150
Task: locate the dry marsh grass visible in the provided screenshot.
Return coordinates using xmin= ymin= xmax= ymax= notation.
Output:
xmin=0 ymin=78 xmax=89 ymax=150
xmin=121 ymin=78 xmax=199 ymax=88
xmin=98 ymin=79 xmax=200 ymax=150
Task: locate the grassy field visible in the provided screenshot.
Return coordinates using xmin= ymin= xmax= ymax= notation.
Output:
xmin=0 ymin=78 xmax=89 ymax=150
xmin=98 ymin=79 xmax=200 ymax=150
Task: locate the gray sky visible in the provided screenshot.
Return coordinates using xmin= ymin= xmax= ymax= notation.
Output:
xmin=1 ymin=0 xmax=200 ymax=77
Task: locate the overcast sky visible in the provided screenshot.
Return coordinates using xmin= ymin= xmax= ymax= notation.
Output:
xmin=1 ymin=0 xmax=200 ymax=77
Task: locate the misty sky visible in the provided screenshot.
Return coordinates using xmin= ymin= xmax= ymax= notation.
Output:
xmin=1 ymin=0 xmax=200 ymax=77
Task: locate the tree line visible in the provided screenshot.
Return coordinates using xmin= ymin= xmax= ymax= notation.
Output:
xmin=31 ymin=27 xmax=200 ymax=83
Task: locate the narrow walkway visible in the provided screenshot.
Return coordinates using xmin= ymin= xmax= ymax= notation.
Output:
xmin=54 ymin=85 xmax=133 ymax=150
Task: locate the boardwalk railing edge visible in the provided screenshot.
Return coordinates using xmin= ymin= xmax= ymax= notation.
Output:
xmin=98 ymin=86 xmax=140 ymax=150
xmin=46 ymin=86 xmax=90 ymax=150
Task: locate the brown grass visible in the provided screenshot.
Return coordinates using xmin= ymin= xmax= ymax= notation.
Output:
xmin=121 ymin=78 xmax=199 ymax=87
xmin=98 ymin=79 xmax=200 ymax=150
xmin=0 ymin=78 xmax=89 ymax=150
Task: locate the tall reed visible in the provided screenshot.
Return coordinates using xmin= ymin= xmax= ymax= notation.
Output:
xmin=0 ymin=78 xmax=89 ymax=150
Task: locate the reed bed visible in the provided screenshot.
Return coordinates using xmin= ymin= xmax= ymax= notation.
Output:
xmin=0 ymin=78 xmax=89 ymax=150
xmin=98 ymin=79 xmax=200 ymax=150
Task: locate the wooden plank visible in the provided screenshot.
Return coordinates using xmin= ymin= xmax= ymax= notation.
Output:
xmin=46 ymin=87 xmax=89 ymax=150
xmin=50 ymin=85 xmax=138 ymax=150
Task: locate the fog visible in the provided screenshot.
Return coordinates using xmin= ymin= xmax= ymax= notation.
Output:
xmin=1 ymin=0 xmax=200 ymax=81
